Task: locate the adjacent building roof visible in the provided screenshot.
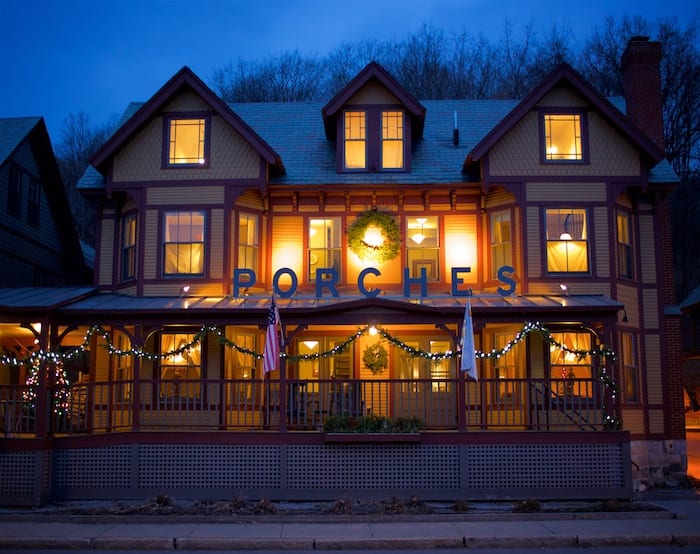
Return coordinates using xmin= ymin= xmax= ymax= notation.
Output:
xmin=0 ymin=116 xmax=43 ymax=166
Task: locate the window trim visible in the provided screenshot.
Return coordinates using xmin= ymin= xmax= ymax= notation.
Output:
xmin=161 ymin=210 xmax=207 ymax=278
xmin=162 ymin=112 xmax=211 ymax=168
xmin=544 ymin=207 xmax=590 ymax=275
xmin=489 ymin=208 xmax=513 ymax=280
xmin=26 ymin=176 xmax=40 ymax=228
xmin=121 ymin=213 xmax=138 ymax=283
xmin=539 ymin=108 xmax=589 ymax=164
xmin=338 ymin=106 xmax=409 ymax=173
xmin=616 ymin=210 xmax=633 ymax=280
xmin=237 ymin=212 xmax=260 ymax=276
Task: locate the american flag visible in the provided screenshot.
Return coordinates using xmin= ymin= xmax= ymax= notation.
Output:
xmin=460 ymin=295 xmax=478 ymax=381
xmin=263 ymin=296 xmax=281 ymax=374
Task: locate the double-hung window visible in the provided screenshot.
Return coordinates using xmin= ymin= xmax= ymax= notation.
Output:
xmin=490 ymin=210 xmax=512 ymax=279
xmin=344 ymin=111 xmax=366 ymax=169
xmin=308 ymin=217 xmax=342 ymax=281
xmin=342 ymin=108 xmax=405 ymax=171
xmin=381 ymin=110 xmax=404 ymax=169
xmin=7 ymin=165 xmax=22 ymax=218
xmin=621 ymin=332 xmax=639 ymax=403
xmin=163 ymin=211 xmax=205 ymax=276
xmin=545 ymin=208 xmax=589 ymax=273
xmin=542 ymin=112 xmax=585 ymax=162
xmin=237 ymin=212 xmax=259 ymax=275
xmin=617 ymin=212 xmax=633 ymax=279
xmin=407 ymin=216 xmax=439 ymax=280
xmin=122 ymin=214 xmax=137 ymax=281
xmin=165 ymin=116 xmax=209 ymax=167
xmin=27 ymin=177 xmax=40 ymax=227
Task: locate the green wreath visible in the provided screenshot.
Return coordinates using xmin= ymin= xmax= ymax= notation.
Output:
xmin=347 ymin=210 xmax=400 ymax=264
xmin=363 ymin=341 xmax=389 ymax=374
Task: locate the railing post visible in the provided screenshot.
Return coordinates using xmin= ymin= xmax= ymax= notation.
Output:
xmin=279 ymin=356 xmax=287 ymax=433
xmin=131 ymin=331 xmax=141 ymax=431
xmin=457 ymin=371 xmax=466 ymax=432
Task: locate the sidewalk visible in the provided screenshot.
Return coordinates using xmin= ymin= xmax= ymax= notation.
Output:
xmin=0 ymin=493 xmax=699 ymax=550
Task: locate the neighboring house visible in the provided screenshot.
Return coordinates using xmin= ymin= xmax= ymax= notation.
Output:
xmin=0 ymin=37 xmax=685 ymax=506
xmin=680 ymin=286 xmax=700 ymax=415
xmin=0 ymin=117 xmax=90 ymax=286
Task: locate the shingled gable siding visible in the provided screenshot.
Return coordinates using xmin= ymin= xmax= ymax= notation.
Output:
xmin=487 ymin=90 xmax=640 ymax=178
xmin=347 ymin=81 xmax=401 ymax=105
xmin=112 ymin=93 xmax=260 ymax=182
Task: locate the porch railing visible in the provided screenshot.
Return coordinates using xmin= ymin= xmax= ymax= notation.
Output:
xmin=0 ymin=377 xmax=615 ymax=437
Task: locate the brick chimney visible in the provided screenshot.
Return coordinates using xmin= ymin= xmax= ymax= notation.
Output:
xmin=621 ymin=36 xmax=665 ymax=151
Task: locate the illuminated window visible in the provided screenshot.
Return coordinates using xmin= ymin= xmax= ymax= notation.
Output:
xmin=545 ymin=208 xmax=589 ymax=273
xmin=549 ymin=331 xmax=592 ymax=396
xmin=237 ymin=213 xmax=259 ymax=275
xmin=225 ymin=329 xmax=257 ymax=400
xmin=621 ymin=332 xmax=639 ymax=403
xmin=381 ymin=111 xmax=404 ymax=169
xmin=122 ymin=214 xmax=137 ymax=281
xmin=159 ymin=332 xmax=201 ymax=398
xmin=490 ymin=210 xmax=512 ymax=279
xmin=543 ymin=114 xmax=583 ymax=161
xmin=494 ymin=331 xmax=523 ymax=402
xmin=163 ymin=211 xmax=205 ymax=276
xmin=342 ymin=108 xmax=406 ymax=172
xmin=407 ymin=216 xmax=439 ymax=280
xmin=430 ymin=340 xmax=453 ymax=392
xmin=344 ymin=111 xmax=366 ymax=169
xmin=166 ymin=117 xmax=208 ymax=166
xmin=308 ymin=217 xmax=342 ymax=281
xmin=617 ymin=212 xmax=632 ymax=279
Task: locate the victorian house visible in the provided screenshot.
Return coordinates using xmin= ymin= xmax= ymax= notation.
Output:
xmin=0 ymin=37 xmax=684 ymax=505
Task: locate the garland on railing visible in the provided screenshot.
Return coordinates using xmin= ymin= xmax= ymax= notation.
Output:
xmin=2 ymin=321 xmax=620 ymax=428
xmin=0 ymin=321 xmax=616 ymax=367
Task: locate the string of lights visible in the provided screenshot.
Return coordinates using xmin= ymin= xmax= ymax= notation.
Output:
xmin=1 ymin=321 xmax=616 ymax=366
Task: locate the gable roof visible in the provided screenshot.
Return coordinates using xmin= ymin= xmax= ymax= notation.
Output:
xmin=321 ymin=61 xmax=426 ymax=140
xmin=89 ymin=66 xmax=285 ymax=175
xmin=0 ymin=116 xmax=90 ymax=283
xmin=465 ymin=63 xmax=666 ymax=168
xmin=0 ymin=116 xmax=43 ymax=167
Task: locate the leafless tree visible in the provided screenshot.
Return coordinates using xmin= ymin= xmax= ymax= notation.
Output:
xmin=56 ymin=112 xmax=115 ymax=246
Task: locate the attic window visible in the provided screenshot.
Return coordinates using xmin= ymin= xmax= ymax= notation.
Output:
xmin=341 ymin=108 xmax=407 ymax=172
xmin=166 ymin=116 xmax=209 ymax=167
xmin=542 ymin=112 xmax=586 ymax=162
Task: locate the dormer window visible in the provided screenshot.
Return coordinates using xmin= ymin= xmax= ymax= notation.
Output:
xmin=382 ymin=111 xmax=404 ymax=169
xmin=344 ymin=111 xmax=366 ymax=169
xmin=341 ymin=108 xmax=406 ymax=172
xmin=541 ymin=111 xmax=587 ymax=163
xmin=165 ymin=115 xmax=210 ymax=167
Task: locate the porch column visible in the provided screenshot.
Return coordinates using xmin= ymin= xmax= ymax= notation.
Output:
xmin=131 ymin=326 xmax=142 ymax=431
xmin=34 ymin=320 xmax=50 ymax=438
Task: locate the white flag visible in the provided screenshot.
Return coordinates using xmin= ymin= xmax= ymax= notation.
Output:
xmin=460 ymin=297 xmax=478 ymax=381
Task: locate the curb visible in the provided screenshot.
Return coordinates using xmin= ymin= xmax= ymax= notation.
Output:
xmin=2 ymin=533 xmax=700 ymax=551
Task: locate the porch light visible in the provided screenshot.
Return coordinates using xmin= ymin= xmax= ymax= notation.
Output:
xmin=369 ymin=325 xmax=378 ymax=336
xmin=302 ymin=340 xmax=319 ymax=350
xmin=559 ymin=232 xmax=572 ymax=240
xmin=180 ymin=285 xmax=191 ymax=296
xmin=559 ymin=283 xmax=569 ymax=295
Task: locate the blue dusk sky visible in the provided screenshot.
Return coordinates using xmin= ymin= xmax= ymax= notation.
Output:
xmin=0 ymin=0 xmax=697 ymax=144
